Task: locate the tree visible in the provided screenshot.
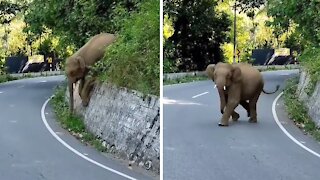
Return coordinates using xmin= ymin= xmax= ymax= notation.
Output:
xmin=24 ymin=0 xmax=141 ymax=51
xmin=164 ymin=0 xmax=231 ymax=71
xmin=217 ymin=0 xmax=281 ymax=63
xmin=0 ymin=0 xmax=24 ymax=24
xmin=268 ymin=0 xmax=320 ymax=46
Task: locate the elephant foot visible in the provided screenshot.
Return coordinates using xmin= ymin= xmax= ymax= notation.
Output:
xmin=248 ymin=117 xmax=257 ymax=123
xmin=218 ymin=122 xmax=229 ymax=127
xmin=232 ymin=112 xmax=240 ymax=121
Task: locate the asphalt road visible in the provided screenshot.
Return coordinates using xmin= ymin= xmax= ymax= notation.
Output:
xmin=0 ymin=76 xmax=156 ymax=180
xmin=164 ymin=70 xmax=320 ymax=180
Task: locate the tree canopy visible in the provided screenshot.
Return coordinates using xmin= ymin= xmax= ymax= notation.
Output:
xmin=268 ymin=0 xmax=320 ymax=47
xmin=164 ymin=0 xmax=231 ymax=72
xmin=24 ymin=0 xmax=140 ymax=50
xmin=0 ymin=0 xmax=25 ymax=24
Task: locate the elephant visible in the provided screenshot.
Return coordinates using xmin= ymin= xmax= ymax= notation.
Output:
xmin=79 ymin=75 xmax=97 ymax=107
xmin=65 ymin=33 xmax=117 ymax=113
xmin=206 ymin=62 xmax=279 ymax=126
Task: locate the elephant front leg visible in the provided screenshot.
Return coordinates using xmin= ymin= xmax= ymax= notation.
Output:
xmin=219 ymin=101 xmax=239 ymax=126
xmin=80 ymin=77 xmax=96 ymax=107
xmin=226 ymin=93 xmax=240 ymax=121
xmin=78 ymin=77 xmax=85 ymax=98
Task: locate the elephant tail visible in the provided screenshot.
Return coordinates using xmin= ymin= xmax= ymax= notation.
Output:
xmin=262 ymin=85 xmax=280 ymax=94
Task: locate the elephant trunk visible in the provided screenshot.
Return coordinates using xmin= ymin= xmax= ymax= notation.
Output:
xmin=69 ymin=81 xmax=74 ymax=114
xmin=217 ymin=85 xmax=226 ymax=114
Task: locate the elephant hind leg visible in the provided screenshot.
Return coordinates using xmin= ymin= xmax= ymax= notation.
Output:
xmin=240 ymin=100 xmax=250 ymax=117
xmin=248 ymin=94 xmax=261 ymax=123
xmin=232 ymin=111 xmax=240 ymax=121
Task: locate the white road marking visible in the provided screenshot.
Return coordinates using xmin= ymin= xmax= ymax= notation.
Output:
xmin=163 ymin=97 xmax=202 ymax=105
xmin=39 ymin=80 xmax=47 ymax=83
xmin=192 ymin=92 xmax=209 ymax=98
xmin=0 ymin=91 xmax=3 ymax=94
xmin=41 ymin=97 xmax=137 ymax=180
xmin=272 ymin=92 xmax=320 ymax=158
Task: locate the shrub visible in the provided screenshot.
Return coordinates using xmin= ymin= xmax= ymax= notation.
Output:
xmin=298 ymin=47 xmax=320 ymax=95
xmin=94 ymin=0 xmax=159 ymax=96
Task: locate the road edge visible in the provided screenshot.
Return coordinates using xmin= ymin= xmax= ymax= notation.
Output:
xmin=41 ymin=96 xmax=138 ymax=180
xmin=272 ymin=92 xmax=320 ymax=158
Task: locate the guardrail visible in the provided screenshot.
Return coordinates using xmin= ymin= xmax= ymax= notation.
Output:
xmin=164 ymin=64 xmax=300 ymax=80
xmin=10 ymin=71 xmax=64 ymax=78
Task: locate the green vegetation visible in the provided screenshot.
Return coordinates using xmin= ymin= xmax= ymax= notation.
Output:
xmin=25 ymin=0 xmax=159 ymax=95
xmin=94 ymin=0 xmax=159 ymax=95
xmin=51 ymin=86 xmax=107 ymax=152
xmin=24 ymin=0 xmax=141 ymax=52
xmin=0 ymin=59 xmax=17 ymax=83
xmin=164 ymin=75 xmax=208 ymax=85
xmin=1 ymin=0 xmax=159 ymax=95
xmin=283 ymin=77 xmax=320 ymax=141
xmin=164 ymin=0 xmax=231 ymax=72
xmin=163 ymin=0 xmax=298 ymax=73
xmin=0 ymin=74 xmax=17 ymax=83
xmin=296 ymin=48 xmax=320 ymax=96
xmin=267 ymin=0 xmax=320 ymax=96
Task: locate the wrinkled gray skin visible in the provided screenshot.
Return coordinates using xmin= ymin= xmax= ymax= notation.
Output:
xmin=79 ymin=76 xmax=97 ymax=107
xmin=206 ymin=62 xmax=279 ymax=126
xmin=65 ymin=33 xmax=117 ymax=113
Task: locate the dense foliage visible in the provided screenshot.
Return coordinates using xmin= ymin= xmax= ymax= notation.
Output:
xmin=164 ymin=0 xmax=231 ymax=72
xmin=24 ymin=0 xmax=141 ymax=54
xmin=94 ymin=0 xmax=159 ymax=95
xmin=267 ymin=0 xmax=320 ymax=95
xmin=1 ymin=0 xmax=159 ymax=96
xmin=268 ymin=0 xmax=320 ymax=47
xmin=0 ymin=0 xmax=25 ymax=24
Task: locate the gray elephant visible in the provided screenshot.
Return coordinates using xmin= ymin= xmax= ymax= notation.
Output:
xmin=206 ymin=62 xmax=279 ymax=126
xmin=65 ymin=33 xmax=117 ymax=113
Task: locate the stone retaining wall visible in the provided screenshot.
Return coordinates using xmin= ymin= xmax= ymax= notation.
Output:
xmin=70 ymin=82 xmax=160 ymax=173
xmin=296 ymin=70 xmax=320 ymax=127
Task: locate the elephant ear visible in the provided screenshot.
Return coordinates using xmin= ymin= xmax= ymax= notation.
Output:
xmin=206 ymin=64 xmax=216 ymax=80
xmin=231 ymin=66 xmax=241 ymax=82
xmin=76 ymin=56 xmax=86 ymax=70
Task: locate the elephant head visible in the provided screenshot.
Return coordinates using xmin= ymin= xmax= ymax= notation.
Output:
xmin=206 ymin=63 xmax=241 ymax=114
xmin=65 ymin=55 xmax=86 ymax=113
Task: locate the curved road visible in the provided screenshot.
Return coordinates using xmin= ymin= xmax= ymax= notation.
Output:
xmin=164 ymin=70 xmax=320 ymax=180
xmin=0 ymin=76 xmax=156 ymax=180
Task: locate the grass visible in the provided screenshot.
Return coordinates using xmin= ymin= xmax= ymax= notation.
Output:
xmin=164 ymin=75 xmax=208 ymax=85
xmin=0 ymin=71 xmax=64 ymax=84
xmin=0 ymin=74 xmax=18 ymax=83
xmin=283 ymin=77 xmax=320 ymax=141
xmin=51 ymin=86 xmax=108 ymax=152
xmin=257 ymin=65 xmax=299 ymax=72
